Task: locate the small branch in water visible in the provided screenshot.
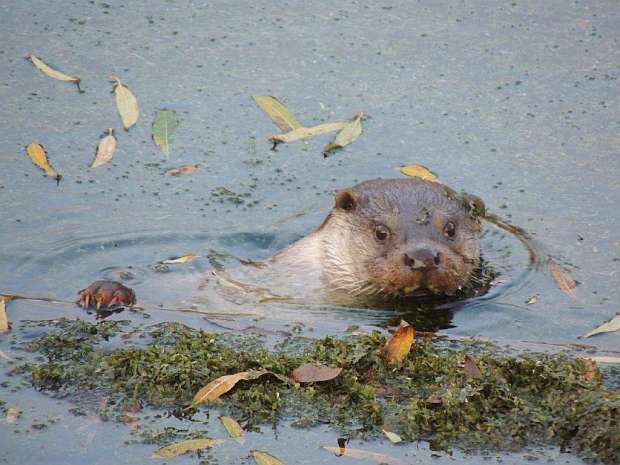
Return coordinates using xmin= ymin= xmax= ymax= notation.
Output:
xmin=0 ymin=349 xmax=16 ymax=363
xmin=0 ymin=292 xmax=258 ymax=318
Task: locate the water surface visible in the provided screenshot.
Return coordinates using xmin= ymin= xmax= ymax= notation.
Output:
xmin=1 ymin=0 xmax=619 ymax=464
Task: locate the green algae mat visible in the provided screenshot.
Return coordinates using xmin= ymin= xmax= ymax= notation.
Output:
xmin=6 ymin=319 xmax=619 ymax=464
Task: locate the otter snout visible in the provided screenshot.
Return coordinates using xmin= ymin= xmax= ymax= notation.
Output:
xmin=403 ymin=248 xmax=441 ymax=269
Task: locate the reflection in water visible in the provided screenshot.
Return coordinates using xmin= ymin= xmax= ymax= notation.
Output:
xmin=483 ymin=213 xmax=548 ymax=270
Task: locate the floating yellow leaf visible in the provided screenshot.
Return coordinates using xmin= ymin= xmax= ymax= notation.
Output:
xmin=526 ymin=295 xmax=538 ymax=305
xmin=463 ymin=354 xmax=483 ymax=379
xmin=582 ymin=313 xmax=620 ymax=338
xmin=163 ymin=164 xmax=200 ymax=176
xmin=91 ymin=129 xmax=117 ymax=168
xmin=26 ymin=143 xmax=61 ymax=182
xmin=28 ymin=54 xmax=81 ymax=91
xmin=548 ymin=261 xmax=577 ymax=297
xmin=153 ymin=438 xmax=224 ymax=458
xmin=152 ymin=109 xmax=178 ymax=156
xmin=321 ymin=446 xmax=405 ymax=465
xmin=270 ymin=121 xmax=347 ymax=144
xmin=5 ymin=407 xmax=20 ymax=423
xmin=110 ymin=76 xmax=139 ymax=130
xmin=289 ymin=364 xmax=342 ymax=383
xmin=191 ymin=370 xmax=269 ymax=405
xmin=0 ymin=295 xmax=12 ymax=334
xmin=382 ymin=429 xmax=402 ymax=444
xmin=382 ymin=320 xmax=414 ymax=365
xmin=220 ymin=416 xmax=245 ymax=443
xmin=399 ymin=164 xmax=439 ymax=182
xmin=159 ymin=254 xmax=197 ymax=264
xmin=257 ymin=293 xmax=290 ymax=303
xmin=253 ymin=450 xmax=286 ymax=465
xmin=253 ymin=96 xmax=301 ymax=132
xmin=322 ymin=112 xmax=364 ymax=156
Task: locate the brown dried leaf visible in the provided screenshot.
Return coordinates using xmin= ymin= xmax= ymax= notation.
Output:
xmin=119 ymin=412 xmax=139 ymax=426
xmin=120 ymin=401 xmax=141 ymax=427
xmin=253 ymin=450 xmax=286 ymax=465
xmin=91 ymin=129 xmax=117 ymax=168
xmin=28 ymin=54 xmax=81 ymax=90
xmin=321 ymin=446 xmax=405 ymax=465
xmin=121 ymin=398 xmax=142 ymax=414
xmin=110 ymin=76 xmax=139 ymax=130
xmin=220 ymin=416 xmax=245 ymax=442
xmin=382 ymin=320 xmax=414 ymax=365
xmin=191 ymin=370 xmax=268 ymax=405
xmin=26 ymin=143 xmax=61 ymax=182
xmin=322 ymin=112 xmax=364 ymax=156
xmin=163 ymin=164 xmax=200 ymax=176
xmin=159 ymin=254 xmax=196 ymax=264
xmin=548 ymin=261 xmax=577 ymax=297
xmin=6 ymin=407 xmax=20 ymax=423
xmin=399 ymin=164 xmax=439 ymax=182
xmin=0 ymin=295 xmax=12 ymax=334
xmin=463 ymin=354 xmax=483 ymax=379
xmin=581 ymin=358 xmax=602 ymax=384
xmin=253 ymin=95 xmax=301 ymax=132
xmin=153 ymin=438 xmax=224 ymax=458
xmin=289 ymin=364 xmax=342 ymax=383
xmin=270 ymin=121 xmax=347 ymax=144
xmin=582 ymin=313 xmax=620 ymax=338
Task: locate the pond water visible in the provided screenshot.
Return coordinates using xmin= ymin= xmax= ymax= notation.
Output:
xmin=1 ymin=0 xmax=619 ymax=464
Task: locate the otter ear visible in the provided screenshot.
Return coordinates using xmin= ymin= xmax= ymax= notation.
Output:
xmin=335 ymin=189 xmax=358 ymax=211
xmin=461 ymin=193 xmax=486 ymax=219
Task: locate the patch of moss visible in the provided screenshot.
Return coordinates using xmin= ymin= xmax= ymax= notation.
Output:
xmin=14 ymin=321 xmax=620 ymax=464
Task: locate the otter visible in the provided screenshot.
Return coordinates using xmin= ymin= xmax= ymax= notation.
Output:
xmin=78 ymin=178 xmax=485 ymax=308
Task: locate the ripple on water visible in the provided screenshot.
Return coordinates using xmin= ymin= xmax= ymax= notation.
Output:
xmin=1 ymin=219 xmax=549 ymax=339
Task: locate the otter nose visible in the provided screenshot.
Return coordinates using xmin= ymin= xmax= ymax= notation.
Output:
xmin=403 ymin=249 xmax=441 ymax=269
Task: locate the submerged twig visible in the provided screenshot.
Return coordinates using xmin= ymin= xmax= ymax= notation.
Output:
xmin=0 ymin=292 xmax=258 ymax=318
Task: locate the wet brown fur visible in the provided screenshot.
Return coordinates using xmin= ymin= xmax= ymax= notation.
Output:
xmin=273 ymin=178 xmax=483 ymax=303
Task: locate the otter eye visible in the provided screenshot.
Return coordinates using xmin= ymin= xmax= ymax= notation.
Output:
xmin=443 ymin=222 xmax=456 ymax=238
xmin=374 ymin=224 xmax=390 ymax=242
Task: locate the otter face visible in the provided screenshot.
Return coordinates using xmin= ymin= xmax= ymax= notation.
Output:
xmin=323 ymin=178 xmax=484 ymax=299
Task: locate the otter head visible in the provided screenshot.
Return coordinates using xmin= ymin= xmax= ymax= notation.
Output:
xmin=321 ymin=178 xmax=484 ymax=300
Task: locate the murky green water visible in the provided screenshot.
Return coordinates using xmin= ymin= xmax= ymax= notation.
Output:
xmin=1 ymin=0 xmax=619 ymax=463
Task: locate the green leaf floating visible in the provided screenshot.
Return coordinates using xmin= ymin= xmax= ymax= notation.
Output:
xmin=253 ymin=95 xmax=301 ymax=132
xmin=322 ymin=112 xmax=364 ymax=157
xmin=152 ymin=109 xmax=178 ymax=156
